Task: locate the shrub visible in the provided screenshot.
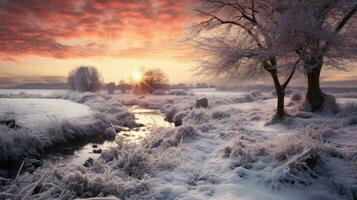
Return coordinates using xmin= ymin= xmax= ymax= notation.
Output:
xmin=212 ymin=111 xmax=230 ymax=119
xmin=173 ymin=110 xmax=189 ymax=126
xmin=183 ymin=110 xmax=210 ymax=125
xmin=116 ymin=149 xmax=151 ymax=179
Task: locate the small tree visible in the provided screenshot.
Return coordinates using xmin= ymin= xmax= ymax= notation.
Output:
xmin=139 ymin=68 xmax=169 ymax=94
xmin=67 ymin=66 xmax=102 ymax=92
xmin=106 ymin=82 xmax=116 ymax=94
xmin=117 ymin=80 xmax=131 ymax=93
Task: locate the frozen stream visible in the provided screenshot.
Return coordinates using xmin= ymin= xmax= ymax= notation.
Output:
xmin=48 ymin=106 xmax=173 ymax=165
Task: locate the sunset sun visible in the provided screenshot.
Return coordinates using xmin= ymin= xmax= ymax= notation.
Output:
xmin=132 ymin=71 xmax=142 ymax=82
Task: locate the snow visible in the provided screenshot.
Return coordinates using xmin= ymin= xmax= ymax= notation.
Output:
xmin=0 ymin=89 xmax=66 ymax=97
xmin=0 ymin=98 xmax=93 ymax=129
xmin=191 ymin=88 xmax=248 ymax=97
xmin=1 ymin=89 xmax=357 ymax=200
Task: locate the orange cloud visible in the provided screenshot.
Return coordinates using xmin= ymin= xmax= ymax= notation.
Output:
xmin=0 ymin=0 xmax=193 ymax=59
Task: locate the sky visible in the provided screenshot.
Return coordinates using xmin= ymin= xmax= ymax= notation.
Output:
xmin=0 ymin=0 xmax=197 ymax=86
xmin=0 ymin=0 xmax=356 ymax=87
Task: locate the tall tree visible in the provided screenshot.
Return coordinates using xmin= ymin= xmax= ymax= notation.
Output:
xmin=273 ymin=0 xmax=357 ymax=112
xmin=190 ymin=0 xmax=300 ymax=118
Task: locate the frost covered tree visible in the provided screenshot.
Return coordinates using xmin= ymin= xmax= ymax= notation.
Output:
xmin=139 ymin=68 xmax=169 ymax=94
xmin=273 ymin=1 xmax=357 ymax=112
xmin=190 ymin=0 xmax=300 ymax=118
xmin=67 ymin=66 xmax=102 ymax=92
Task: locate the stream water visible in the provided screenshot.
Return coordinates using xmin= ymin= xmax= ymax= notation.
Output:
xmin=48 ymin=106 xmax=173 ymax=165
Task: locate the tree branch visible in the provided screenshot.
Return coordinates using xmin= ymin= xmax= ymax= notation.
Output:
xmin=195 ymin=9 xmax=263 ymax=48
xmin=282 ymin=59 xmax=300 ymax=89
xmin=322 ymin=4 xmax=357 ymax=53
xmin=334 ymin=4 xmax=357 ymax=34
xmin=206 ymin=0 xmax=257 ymax=24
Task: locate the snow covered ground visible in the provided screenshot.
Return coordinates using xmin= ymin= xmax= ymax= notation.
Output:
xmin=0 ymin=88 xmax=356 ymax=200
xmin=0 ymin=89 xmax=66 ymax=97
xmin=0 ymin=98 xmax=93 ymax=130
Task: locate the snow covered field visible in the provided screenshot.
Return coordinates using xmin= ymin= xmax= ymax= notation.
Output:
xmin=0 ymin=98 xmax=93 ymax=129
xmin=0 ymin=89 xmax=66 ymax=97
xmin=0 ymin=88 xmax=356 ymax=200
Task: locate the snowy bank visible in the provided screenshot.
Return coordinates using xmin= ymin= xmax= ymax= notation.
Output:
xmin=0 ymin=92 xmax=136 ymax=166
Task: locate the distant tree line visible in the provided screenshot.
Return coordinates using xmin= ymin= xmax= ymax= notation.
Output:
xmin=67 ymin=66 xmax=188 ymax=94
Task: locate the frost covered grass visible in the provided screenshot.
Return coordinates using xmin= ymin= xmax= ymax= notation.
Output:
xmin=0 ymin=125 xmax=191 ymax=199
xmin=266 ymin=125 xmax=335 ymax=186
xmin=0 ymin=162 xmax=152 ymax=199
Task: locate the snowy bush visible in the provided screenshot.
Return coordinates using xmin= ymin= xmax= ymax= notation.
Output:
xmin=152 ymin=147 xmax=180 ymax=170
xmin=174 ymin=125 xmax=198 ymax=142
xmin=0 ymin=125 xmax=44 ymax=163
xmin=222 ymin=137 xmax=267 ymax=169
xmin=212 ymin=111 xmax=230 ymax=119
xmin=182 ymin=110 xmax=210 ymax=125
xmin=173 ymin=110 xmax=189 ymax=126
xmin=265 ymin=125 xmax=337 ymax=187
xmin=115 ymin=148 xmax=151 ymax=179
xmin=161 ymin=105 xmax=178 ymax=122
xmin=198 ymin=123 xmax=215 ymax=132
xmin=2 ymin=159 xmax=151 ymax=199
xmin=145 ymin=127 xmax=175 ymax=149
xmin=145 ymin=126 xmax=198 ymax=149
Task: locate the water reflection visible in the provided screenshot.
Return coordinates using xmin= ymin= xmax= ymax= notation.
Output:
xmin=65 ymin=106 xmax=173 ymax=165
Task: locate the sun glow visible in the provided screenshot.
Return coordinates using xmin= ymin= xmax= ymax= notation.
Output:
xmin=132 ymin=71 xmax=143 ymax=82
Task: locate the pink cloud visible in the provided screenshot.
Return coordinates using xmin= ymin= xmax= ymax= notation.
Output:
xmin=0 ymin=0 xmax=193 ymax=58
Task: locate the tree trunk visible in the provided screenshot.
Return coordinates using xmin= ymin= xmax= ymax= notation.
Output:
xmin=276 ymin=88 xmax=285 ymax=119
xmin=304 ymin=61 xmax=324 ymax=112
xmin=270 ymin=73 xmax=285 ymax=118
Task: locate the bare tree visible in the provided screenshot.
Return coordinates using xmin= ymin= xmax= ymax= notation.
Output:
xmin=67 ymin=66 xmax=102 ymax=92
xmin=117 ymin=80 xmax=131 ymax=93
xmin=106 ymin=82 xmax=116 ymax=94
xmin=273 ymin=0 xmax=357 ymax=112
xmin=138 ymin=68 xmax=169 ymax=94
xmin=190 ymin=0 xmax=300 ymax=118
